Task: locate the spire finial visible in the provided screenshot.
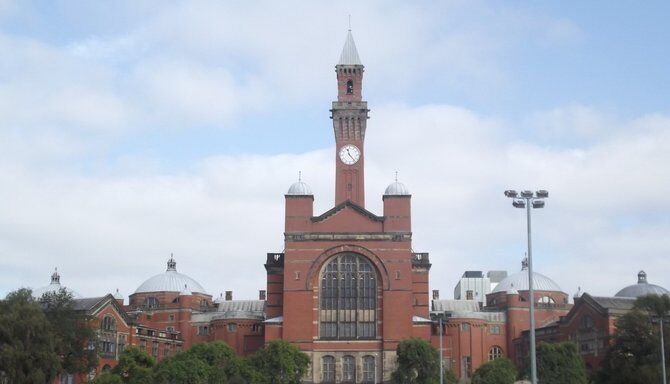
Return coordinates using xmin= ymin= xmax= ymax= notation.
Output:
xmin=348 ymin=14 xmax=351 ymax=31
xmin=298 ymin=171 xmax=302 ymax=182
xmin=395 ymin=171 xmax=398 ymax=182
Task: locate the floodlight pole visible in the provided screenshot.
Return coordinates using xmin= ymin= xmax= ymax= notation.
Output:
xmin=525 ymin=197 xmax=538 ymax=384
xmin=661 ymin=316 xmax=667 ymax=384
xmin=505 ymin=189 xmax=548 ymax=384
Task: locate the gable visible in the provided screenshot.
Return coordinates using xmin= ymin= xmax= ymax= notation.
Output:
xmin=310 ymin=201 xmax=384 ymax=233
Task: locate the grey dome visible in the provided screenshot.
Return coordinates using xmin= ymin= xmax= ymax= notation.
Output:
xmin=615 ymin=271 xmax=669 ymax=298
xmin=32 ymin=268 xmax=81 ymax=299
xmin=135 ymin=257 xmax=206 ymax=295
xmin=384 ymin=181 xmax=410 ymax=196
xmin=287 ymin=181 xmax=312 ymax=195
xmin=492 ymin=259 xmax=562 ymax=293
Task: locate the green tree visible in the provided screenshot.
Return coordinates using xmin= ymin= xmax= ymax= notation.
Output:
xmin=91 ymin=372 xmax=124 ymax=384
xmin=472 ymin=358 xmax=517 ymax=384
xmin=535 ymin=342 xmax=587 ymax=384
xmin=443 ymin=368 xmax=459 ymax=384
xmin=391 ymin=338 xmax=441 ymax=384
xmin=40 ymin=288 xmax=98 ymax=375
xmin=112 ymin=346 xmax=156 ymax=384
xmin=248 ymin=340 xmax=309 ymax=384
xmin=154 ymin=342 xmax=249 ymax=384
xmin=0 ymin=289 xmax=61 ymax=383
xmin=597 ymin=295 xmax=670 ymax=384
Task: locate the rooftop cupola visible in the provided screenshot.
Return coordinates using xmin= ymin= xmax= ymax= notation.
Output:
xmin=167 ymin=254 xmax=177 ymax=271
xmin=51 ymin=267 xmax=60 ymax=284
xmin=638 ymin=270 xmax=647 ymax=284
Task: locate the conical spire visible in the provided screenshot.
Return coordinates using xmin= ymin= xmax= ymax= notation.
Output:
xmin=338 ymin=30 xmax=362 ymax=65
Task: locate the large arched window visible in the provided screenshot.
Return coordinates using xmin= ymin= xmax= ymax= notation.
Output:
xmin=342 ymin=355 xmax=356 ymax=382
xmin=362 ymin=355 xmax=375 ymax=383
xmin=322 ymin=355 xmax=335 ymax=383
xmin=488 ymin=346 xmax=503 ymax=361
xmin=320 ymin=253 xmax=376 ymax=339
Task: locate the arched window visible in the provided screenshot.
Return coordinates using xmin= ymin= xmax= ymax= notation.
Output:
xmin=144 ymin=297 xmax=159 ymax=308
xmin=343 ymin=355 xmax=356 ymax=382
xmin=488 ymin=346 xmax=503 ymax=361
xmin=346 ymin=80 xmax=354 ymax=94
xmin=101 ymin=316 xmax=116 ymax=331
xmin=362 ymin=355 xmax=375 ymax=383
xmin=320 ymin=253 xmax=376 ymax=339
xmin=322 ymin=355 xmax=335 ymax=383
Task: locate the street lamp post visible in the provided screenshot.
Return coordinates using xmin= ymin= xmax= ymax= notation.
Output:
xmin=504 ymin=189 xmax=548 ymax=384
xmin=431 ymin=312 xmax=448 ymax=384
xmin=653 ymin=316 xmax=668 ymax=384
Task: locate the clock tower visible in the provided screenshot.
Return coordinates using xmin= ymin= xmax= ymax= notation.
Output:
xmin=332 ymin=30 xmax=369 ymax=207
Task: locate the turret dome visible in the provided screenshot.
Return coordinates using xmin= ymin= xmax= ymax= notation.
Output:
xmin=287 ymin=173 xmax=312 ymax=195
xmin=384 ymin=181 xmax=410 ymax=196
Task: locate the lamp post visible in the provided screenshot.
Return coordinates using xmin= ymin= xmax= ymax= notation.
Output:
xmin=431 ymin=311 xmax=448 ymax=384
xmin=652 ymin=315 xmax=668 ymax=384
xmin=504 ymin=189 xmax=548 ymax=384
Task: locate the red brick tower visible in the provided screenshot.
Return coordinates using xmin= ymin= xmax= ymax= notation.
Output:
xmin=264 ymin=30 xmax=431 ymax=383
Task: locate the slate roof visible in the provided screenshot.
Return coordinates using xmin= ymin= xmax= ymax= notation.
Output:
xmin=338 ymin=30 xmax=362 ymax=65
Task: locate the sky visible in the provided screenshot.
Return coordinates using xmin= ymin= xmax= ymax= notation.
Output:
xmin=1 ymin=0 xmax=669 ymax=301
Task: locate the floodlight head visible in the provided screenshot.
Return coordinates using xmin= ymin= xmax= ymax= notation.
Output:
xmin=536 ymin=190 xmax=549 ymax=198
xmin=520 ymin=190 xmax=533 ymax=198
xmin=512 ymin=200 xmax=526 ymax=208
xmin=504 ymin=190 xmax=518 ymax=198
xmin=532 ymin=200 xmax=545 ymax=209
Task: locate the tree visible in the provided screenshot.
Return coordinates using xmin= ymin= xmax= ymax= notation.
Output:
xmin=0 ymin=289 xmax=61 ymax=383
xmin=392 ymin=338 xmax=441 ymax=384
xmin=39 ymin=288 xmax=98 ymax=375
xmin=91 ymin=372 xmax=124 ymax=384
xmin=535 ymin=342 xmax=587 ymax=384
xmin=248 ymin=340 xmax=309 ymax=384
xmin=472 ymin=358 xmax=517 ymax=384
xmin=112 ymin=346 xmax=156 ymax=384
xmin=596 ymin=295 xmax=670 ymax=384
xmin=154 ymin=342 xmax=249 ymax=384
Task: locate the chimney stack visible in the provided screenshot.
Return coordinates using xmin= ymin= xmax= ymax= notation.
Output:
xmin=259 ymin=290 xmax=267 ymax=300
xmin=432 ymin=290 xmax=440 ymax=300
xmin=225 ymin=291 xmax=233 ymax=301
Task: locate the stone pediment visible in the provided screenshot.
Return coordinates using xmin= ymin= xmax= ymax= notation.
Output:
xmin=312 ymin=200 xmax=383 ymax=223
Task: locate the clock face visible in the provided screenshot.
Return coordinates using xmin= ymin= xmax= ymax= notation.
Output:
xmin=339 ymin=144 xmax=361 ymax=165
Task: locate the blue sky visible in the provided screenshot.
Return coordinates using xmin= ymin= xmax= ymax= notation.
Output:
xmin=1 ymin=1 xmax=669 ymax=300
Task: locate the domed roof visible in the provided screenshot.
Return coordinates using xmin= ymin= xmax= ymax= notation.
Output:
xmin=615 ymin=271 xmax=669 ymax=298
xmin=287 ymin=173 xmax=312 ymax=196
xmin=492 ymin=259 xmax=563 ymax=293
xmin=384 ymin=181 xmax=410 ymax=196
xmin=113 ymin=288 xmax=124 ymax=301
xmin=32 ymin=268 xmax=81 ymax=299
xmin=135 ymin=256 xmax=206 ymax=295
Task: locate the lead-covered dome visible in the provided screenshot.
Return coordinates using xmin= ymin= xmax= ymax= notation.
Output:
xmin=492 ymin=259 xmax=562 ymax=293
xmin=287 ymin=181 xmax=312 ymax=195
xmin=32 ymin=268 xmax=81 ymax=299
xmin=384 ymin=181 xmax=410 ymax=196
xmin=615 ymin=271 xmax=669 ymax=298
xmin=135 ymin=256 xmax=206 ymax=294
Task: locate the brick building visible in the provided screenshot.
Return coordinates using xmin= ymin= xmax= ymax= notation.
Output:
xmin=23 ymin=31 xmax=670 ymax=384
